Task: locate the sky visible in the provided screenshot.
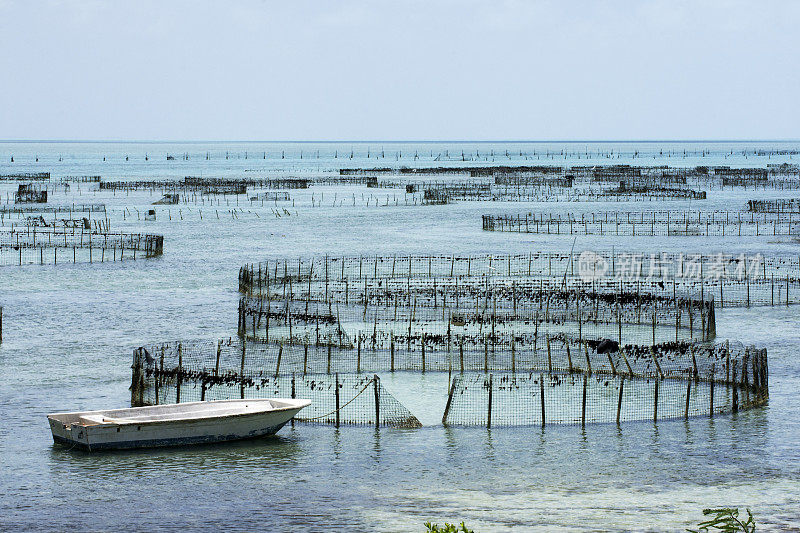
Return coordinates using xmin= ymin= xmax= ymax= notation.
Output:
xmin=0 ymin=0 xmax=798 ymax=141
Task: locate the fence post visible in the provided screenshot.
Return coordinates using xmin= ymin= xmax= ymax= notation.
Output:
xmin=511 ymin=336 xmax=516 ymax=373
xmin=154 ymin=351 xmax=160 ymax=404
xmin=237 ymin=299 xmax=243 ymax=336
xmin=484 ymin=335 xmax=489 ymax=373
xmin=685 ymin=380 xmax=691 ymax=418
xmin=177 ymin=343 xmax=183 ymax=404
xmin=442 ymin=377 xmax=456 ymax=426
xmin=130 ymin=348 xmax=144 ymax=407
xmin=581 ymin=374 xmax=587 ymax=427
xmin=291 ymin=373 xmax=296 ymax=427
xmin=651 ymin=346 xmax=664 ymax=379
xmin=621 ymin=348 xmax=633 ymax=376
xmin=215 ymin=340 xmax=221 ymax=377
xmin=334 ymin=373 xmax=340 ymax=428
xmin=487 ymin=374 xmax=493 ymax=429
xmin=584 ymin=342 xmax=592 ymax=374
xmin=240 ymin=340 xmax=246 ymax=399
xmin=540 ymin=376 xmax=546 ymax=427
xmin=373 ymin=375 xmax=380 ymax=428
xmin=421 ymin=332 xmax=426 ymax=373
xmin=653 ymin=378 xmax=659 ymax=422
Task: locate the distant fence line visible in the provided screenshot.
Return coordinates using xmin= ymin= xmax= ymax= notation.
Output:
xmin=482 ymin=211 xmax=800 ymax=237
xmin=383 ymin=181 xmax=707 ymax=202
xmin=747 ymin=199 xmax=800 ymax=214
xmin=59 ymin=175 xmax=101 ymax=183
xmin=249 ymin=192 xmax=291 ymax=202
xmin=0 ymin=172 xmax=50 ymax=181
xmin=0 ymin=204 xmax=106 ymax=216
xmin=100 ymin=179 xmax=246 ymax=195
xmin=0 ymin=226 xmax=163 ymax=266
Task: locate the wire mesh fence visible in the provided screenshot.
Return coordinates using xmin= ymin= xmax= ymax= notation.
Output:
xmin=0 ymin=203 xmax=106 ymax=216
xmin=240 ymin=253 xmax=800 ymax=287
xmin=747 ymin=199 xmax=800 ymax=214
xmin=397 ymin=186 xmax=707 ymax=203
xmin=443 ymin=365 xmax=767 ymax=427
xmin=240 ymin=254 xmax=800 ymax=308
xmin=0 ymin=226 xmax=163 ymax=266
xmin=130 ymin=338 xmax=766 ymax=427
xmin=237 ymin=277 xmax=716 ymax=351
xmin=133 ymin=337 xmax=738 ymax=378
xmin=130 ymin=341 xmax=421 ymax=427
xmin=482 ymin=211 xmax=800 ymax=237
xmin=342 ymin=164 xmax=800 ymax=189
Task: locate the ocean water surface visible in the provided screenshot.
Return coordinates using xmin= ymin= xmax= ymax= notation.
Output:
xmin=0 ymin=141 xmax=798 ymax=531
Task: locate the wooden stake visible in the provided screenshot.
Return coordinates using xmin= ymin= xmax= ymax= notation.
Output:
xmin=487 ymin=374 xmax=493 ymax=429
xmin=373 ymin=375 xmax=380 ymax=427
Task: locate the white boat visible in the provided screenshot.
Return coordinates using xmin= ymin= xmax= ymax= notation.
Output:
xmin=47 ymin=398 xmax=310 ymax=451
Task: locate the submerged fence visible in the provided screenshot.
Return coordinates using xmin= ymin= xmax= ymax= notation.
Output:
xmin=0 ymin=227 xmax=163 ymax=266
xmin=444 ymin=358 xmax=767 ymax=427
xmin=130 ymin=337 xmax=767 ymax=427
xmin=131 ymin=340 xmax=421 ymax=427
xmin=482 ymin=211 xmax=800 ymax=237
xmin=126 ymin=250 xmax=769 ymax=428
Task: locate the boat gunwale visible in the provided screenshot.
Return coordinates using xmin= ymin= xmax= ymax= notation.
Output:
xmin=47 ymin=398 xmax=311 ymax=428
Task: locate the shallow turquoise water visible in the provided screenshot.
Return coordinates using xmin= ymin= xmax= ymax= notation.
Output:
xmin=0 ymin=141 xmax=799 ymax=531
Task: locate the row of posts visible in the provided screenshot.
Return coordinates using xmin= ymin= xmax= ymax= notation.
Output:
xmin=441 ymin=345 xmax=768 ymax=428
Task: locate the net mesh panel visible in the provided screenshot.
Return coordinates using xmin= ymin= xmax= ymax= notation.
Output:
xmin=0 ymin=227 xmax=163 ymax=265
xmin=237 ymin=274 xmax=717 ymax=351
xmin=747 ymin=199 xmax=800 ymax=214
xmin=135 ymin=340 xmax=420 ymax=427
xmin=482 ymin=211 xmax=800 ymax=237
xmin=136 ymin=337 xmax=746 ymax=377
xmin=378 ymin=182 xmax=704 ymax=203
xmin=444 ymin=370 xmax=762 ymax=427
xmin=239 ymin=254 xmax=800 ymax=308
xmin=132 ymin=339 xmax=767 ymax=427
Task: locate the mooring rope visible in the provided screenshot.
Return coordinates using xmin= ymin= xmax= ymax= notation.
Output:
xmin=301 ymin=377 xmax=376 ymax=421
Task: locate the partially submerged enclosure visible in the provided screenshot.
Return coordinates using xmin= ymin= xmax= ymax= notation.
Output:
xmin=128 ymin=254 xmax=768 ymax=428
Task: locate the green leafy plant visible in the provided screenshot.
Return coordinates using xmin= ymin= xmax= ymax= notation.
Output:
xmin=424 ymin=521 xmax=474 ymax=533
xmin=688 ymin=508 xmax=756 ymax=532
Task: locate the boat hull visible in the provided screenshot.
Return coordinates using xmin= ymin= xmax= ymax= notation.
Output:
xmin=48 ymin=399 xmax=309 ymax=451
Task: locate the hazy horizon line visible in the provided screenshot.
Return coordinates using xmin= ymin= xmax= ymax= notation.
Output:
xmin=1 ymin=139 xmax=799 ymax=145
